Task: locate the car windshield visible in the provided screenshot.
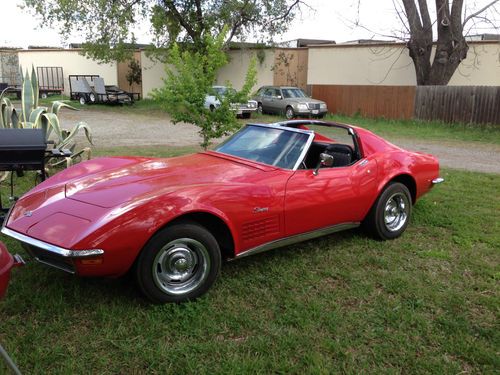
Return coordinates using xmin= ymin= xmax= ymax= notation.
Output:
xmin=214 ymin=125 xmax=310 ymax=169
xmin=281 ymin=88 xmax=307 ymax=99
xmin=212 ymin=87 xmax=236 ymax=96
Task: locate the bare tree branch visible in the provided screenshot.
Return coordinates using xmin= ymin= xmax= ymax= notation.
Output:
xmin=463 ymin=0 xmax=500 ymax=26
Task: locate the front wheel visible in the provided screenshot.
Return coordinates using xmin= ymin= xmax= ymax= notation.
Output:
xmin=363 ymin=182 xmax=412 ymax=240
xmin=285 ymin=106 xmax=295 ymax=119
xmin=136 ymin=223 xmax=221 ymax=303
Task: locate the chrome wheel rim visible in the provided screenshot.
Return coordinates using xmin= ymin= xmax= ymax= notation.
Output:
xmin=286 ymin=108 xmax=294 ymax=119
xmin=152 ymin=238 xmax=210 ymax=296
xmin=257 ymin=104 xmax=263 ymax=113
xmin=79 ymin=97 xmax=86 ymax=105
xmin=383 ymin=192 xmax=409 ymax=232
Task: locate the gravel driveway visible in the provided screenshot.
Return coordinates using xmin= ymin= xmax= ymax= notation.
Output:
xmin=60 ymin=108 xmax=500 ymax=174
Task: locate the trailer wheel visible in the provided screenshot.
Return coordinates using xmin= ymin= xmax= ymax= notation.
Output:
xmin=40 ymin=92 xmax=48 ymax=99
xmin=89 ymin=93 xmax=96 ymax=103
xmin=79 ymin=95 xmax=87 ymax=105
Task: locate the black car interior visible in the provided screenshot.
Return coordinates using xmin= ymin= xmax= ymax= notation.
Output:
xmin=302 ymin=142 xmax=357 ymax=169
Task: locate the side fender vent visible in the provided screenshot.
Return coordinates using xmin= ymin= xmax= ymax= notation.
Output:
xmin=242 ymin=216 xmax=279 ymax=242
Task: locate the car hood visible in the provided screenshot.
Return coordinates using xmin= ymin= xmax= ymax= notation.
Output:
xmin=63 ymin=152 xmax=274 ymax=208
xmin=286 ymin=98 xmax=325 ymax=104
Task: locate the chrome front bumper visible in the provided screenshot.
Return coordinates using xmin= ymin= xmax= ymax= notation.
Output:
xmin=1 ymin=227 xmax=104 ymax=258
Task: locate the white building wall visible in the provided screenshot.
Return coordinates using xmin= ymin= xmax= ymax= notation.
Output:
xmin=18 ymin=49 xmax=117 ymax=96
xmin=307 ymin=41 xmax=500 ymax=86
xmin=141 ymin=48 xmax=275 ymax=98
xmin=216 ymin=49 xmax=274 ymax=91
xmin=140 ymin=51 xmax=167 ymax=98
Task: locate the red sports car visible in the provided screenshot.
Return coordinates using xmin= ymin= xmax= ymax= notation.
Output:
xmin=1 ymin=120 xmax=443 ymax=303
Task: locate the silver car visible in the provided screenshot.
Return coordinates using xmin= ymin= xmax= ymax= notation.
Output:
xmin=253 ymin=86 xmax=328 ymax=119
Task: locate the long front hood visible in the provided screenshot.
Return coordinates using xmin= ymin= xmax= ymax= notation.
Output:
xmin=64 ymin=152 xmax=273 ymax=208
xmin=4 ymin=152 xmax=278 ymax=248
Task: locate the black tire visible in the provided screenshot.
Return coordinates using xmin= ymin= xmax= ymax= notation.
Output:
xmin=241 ymin=112 xmax=251 ymax=119
xmin=363 ymin=182 xmax=412 ymax=240
xmin=40 ymin=92 xmax=48 ymax=99
xmin=257 ymin=102 xmax=263 ymax=114
xmin=285 ymin=106 xmax=295 ymax=119
xmin=136 ymin=222 xmax=221 ymax=303
xmin=79 ymin=95 xmax=87 ymax=105
xmin=209 ymin=105 xmax=215 ymax=112
xmin=89 ymin=92 xmax=96 ymax=103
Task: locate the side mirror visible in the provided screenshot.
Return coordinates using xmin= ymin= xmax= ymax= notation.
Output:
xmin=313 ymin=153 xmax=334 ymax=176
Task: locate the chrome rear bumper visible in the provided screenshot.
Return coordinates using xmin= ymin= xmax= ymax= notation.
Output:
xmin=432 ymin=177 xmax=445 ymax=185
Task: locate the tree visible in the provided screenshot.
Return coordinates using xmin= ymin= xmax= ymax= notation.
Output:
xmin=151 ymin=31 xmax=258 ymax=149
xmin=355 ymin=0 xmax=499 ymax=85
xmin=23 ymin=0 xmax=307 ymax=62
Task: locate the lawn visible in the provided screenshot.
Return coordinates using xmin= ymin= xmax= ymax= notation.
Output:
xmin=0 ymin=142 xmax=498 ymax=373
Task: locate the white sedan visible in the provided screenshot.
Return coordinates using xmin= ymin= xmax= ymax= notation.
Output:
xmin=204 ymin=86 xmax=258 ymax=119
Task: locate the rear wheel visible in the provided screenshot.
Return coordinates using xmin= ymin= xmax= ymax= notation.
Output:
xmin=364 ymin=182 xmax=412 ymax=240
xmin=79 ymin=95 xmax=87 ymax=105
xmin=136 ymin=223 xmax=221 ymax=303
xmin=89 ymin=92 xmax=96 ymax=103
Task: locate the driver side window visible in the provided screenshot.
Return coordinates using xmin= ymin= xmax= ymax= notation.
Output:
xmin=301 ymin=127 xmax=358 ymax=169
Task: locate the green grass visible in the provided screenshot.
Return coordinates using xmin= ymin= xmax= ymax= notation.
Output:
xmin=1 ymin=147 xmax=499 ymax=374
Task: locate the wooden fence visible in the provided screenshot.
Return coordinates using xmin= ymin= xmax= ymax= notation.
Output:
xmin=311 ymin=85 xmax=416 ymax=120
xmin=310 ymin=84 xmax=499 ymax=125
xmin=414 ymin=86 xmax=500 ymax=125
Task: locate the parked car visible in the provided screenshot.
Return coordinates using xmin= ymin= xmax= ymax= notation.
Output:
xmin=204 ymin=86 xmax=258 ymax=118
xmin=1 ymin=120 xmax=443 ymax=303
xmin=253 ymin=86 xmax=328 ymax=119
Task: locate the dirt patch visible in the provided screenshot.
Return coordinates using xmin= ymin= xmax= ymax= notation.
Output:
xmin=389 ymin=139 xmax=500 ymax=174
xmin=60 ymin=108 xmax=204 ymax=147
xmin=60 ymin=108 xmax=500 ymax=174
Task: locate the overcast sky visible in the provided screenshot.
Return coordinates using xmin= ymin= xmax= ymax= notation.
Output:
xmin=1 ymin=0 xmax=498 ymax=48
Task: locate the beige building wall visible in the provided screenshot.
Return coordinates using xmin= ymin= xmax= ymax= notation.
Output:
xmin=216 ymin=49 xmax=274 ymax=92
xmin=18 ymin=49 xmax=117 ymax=96
xmin=140 ymin=51 xmax=167 ymax=98
xmin=308 ymin=41 xmax=500 ymax=86
xmin=141 ymin=48 xmax=275 ymax=97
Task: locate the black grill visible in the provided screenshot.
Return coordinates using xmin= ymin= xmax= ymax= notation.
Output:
xmin=22 ymin=243 xmax=76 ymax=274
xmin=0 ymin=129 xmax=47 ymax=221
xmin=308 ymin=103 xmax=320 ymax=110
xmin=0 ymin=129 xmax=47 ymax=172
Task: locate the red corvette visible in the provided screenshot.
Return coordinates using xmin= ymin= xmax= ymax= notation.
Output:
xmin=1 ymin=120 xmax=443 ymax=303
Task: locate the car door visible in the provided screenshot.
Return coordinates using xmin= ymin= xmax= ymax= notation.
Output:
xmin=284 ymin=153 xmax=378 ymax=237
xmin=269 ymin=88 xmax=284 ymax=114
xmin=260 ymin=88 xmax=274 ymax=112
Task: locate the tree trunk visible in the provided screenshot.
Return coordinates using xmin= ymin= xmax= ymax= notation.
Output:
xmin=427 ymin=0 xmax=468 ymax=85
xmin=404 ymin=0 xmax=469 ymax=85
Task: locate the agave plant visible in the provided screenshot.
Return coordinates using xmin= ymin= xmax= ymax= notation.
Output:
xmin=0 ymin=67 xmax=93 ymax=179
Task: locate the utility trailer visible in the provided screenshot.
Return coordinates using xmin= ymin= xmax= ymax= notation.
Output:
xmin=37 ymin=66 xmax=64 ymax=98
xmin=0 ymin=67 xmax=64 ymax=99
xmin=69 ymin=75 xmax=139 ymax=105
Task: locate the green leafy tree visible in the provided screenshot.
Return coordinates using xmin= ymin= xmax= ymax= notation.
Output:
xmin=23 ymin=0 xmax=307 ymax=62
xmin=152 ymin=32 xmax=257 ymax=149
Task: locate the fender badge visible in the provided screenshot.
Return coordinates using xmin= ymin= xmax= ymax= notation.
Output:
xmin=23 ymin=211 xmax=33 ymax=217
xmin=253 ymin=207 xmax=269 ymax=213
